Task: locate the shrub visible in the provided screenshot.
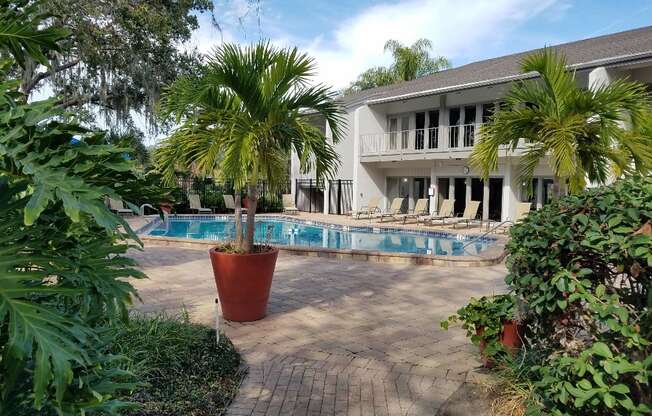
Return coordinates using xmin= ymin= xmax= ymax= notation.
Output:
xmin=111 ymin=313 xmax=243 ymax=416
xmin=448 ymin=177 xmax=651 ymax=415
xmin=508 ymin=177 xmax=651 ymax=415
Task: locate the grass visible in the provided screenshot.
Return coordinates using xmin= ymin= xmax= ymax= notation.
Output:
xmin=111 ymin=312 xmax=243 ymax=416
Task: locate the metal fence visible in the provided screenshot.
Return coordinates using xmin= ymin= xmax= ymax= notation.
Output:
xmin=175 ymin=177 xmax=290 ymax=213
xmin=329 ymin=179 xmax=353 ymax=215
xmin=295 ymin=179 xmax=324 ymax=213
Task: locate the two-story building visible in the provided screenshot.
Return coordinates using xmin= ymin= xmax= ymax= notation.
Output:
xmin=291 ymin=26 xmax=652 ymax=222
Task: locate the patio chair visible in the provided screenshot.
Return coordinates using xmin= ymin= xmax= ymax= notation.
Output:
xmin=420 ymin=199 xmax=455 ymax=225
xmin=450 ymin=201 xmax=482 ymax=229
xmin=492 ymin=202 xmax=532 ymax=233
xmin=353 ymin=196 xmax=381 ymax=219
xmin=392 ymin=198 xmax=429 ymax=224
xmin=223 ymin=194 xmax=248 ymax=213
xmin=377 ymin=197 xmax=406 ymax=222
xmin=282 ymin=194 xmax=299 ymax=215
xmin=189 ymin=194 xmax=212 ymax=214
xmin=107 ymin=197 xmax=133 ymax=216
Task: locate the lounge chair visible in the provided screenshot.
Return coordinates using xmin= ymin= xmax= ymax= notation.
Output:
xmin=353 ymin=196 xmax=381 ymax=219
xmin=377 ymin=198 xmax=406 ymax=222
xmin=420 ymin=199 xmax=455 ymax=225
xmin=107 ymin=197 xmax=133 ymax=216
xmin=189 ymin=194 xmax=212 ymax=214
xmin=282 ymin=194 xmax=299 ymax=215
xmin=492 ymin=202 xmax=532 ymax=233
xmin=392 ymin=198 xmax=429 ymax=224
xmin=450 ymin=201 xmax=482 ymax=228
xmin=223 ymin=194 xmax=248 ymax=214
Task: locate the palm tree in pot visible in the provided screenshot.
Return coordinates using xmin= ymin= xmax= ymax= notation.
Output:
xmin=471 ymin=48 xmax=651 ymax=197
xmin=156 ymin=42 xmax=345 ymax=321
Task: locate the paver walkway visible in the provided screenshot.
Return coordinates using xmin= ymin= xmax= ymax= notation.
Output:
xmin=129 ymin=245 xmax=507 ymax=415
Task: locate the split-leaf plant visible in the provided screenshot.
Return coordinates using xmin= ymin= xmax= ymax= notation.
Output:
xmin=0 ymin=2 xmax=151 ymax=414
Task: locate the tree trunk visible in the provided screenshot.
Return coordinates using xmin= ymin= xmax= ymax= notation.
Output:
xmin=243 ymin=184 xmax=258 ymax=253
xmin=234 ymin=193 xmax=243 ymax=249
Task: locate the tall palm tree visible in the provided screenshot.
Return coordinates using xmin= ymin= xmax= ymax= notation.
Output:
xmin=471 ymin=48 xmax=652 ymax=195
xmin=384 ymin=38 xmax=451 ymax=81
xmin=156 ymin=42 xmax=345 ymax=252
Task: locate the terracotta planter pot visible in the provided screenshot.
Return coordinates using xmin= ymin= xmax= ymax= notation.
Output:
xmin=242 ymin=197 xmax=249 ymax=209
xmin=159 ymin=202 xmax=173 ymax=214
xmin=500 ymin=320 xmax=522 ymax=352
xmin=209 ymin=246 xmax=279 ymax=322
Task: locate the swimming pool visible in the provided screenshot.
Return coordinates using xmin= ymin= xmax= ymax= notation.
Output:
xmin=145 ymin=216 xmax=495 ymax=256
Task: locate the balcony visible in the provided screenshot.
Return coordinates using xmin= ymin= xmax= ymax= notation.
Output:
xmin=360 ymin=124 xmax=482 ymax=159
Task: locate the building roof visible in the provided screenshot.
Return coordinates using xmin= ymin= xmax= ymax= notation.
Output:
xmin=341 ymin=25 xmax=652 ymax=107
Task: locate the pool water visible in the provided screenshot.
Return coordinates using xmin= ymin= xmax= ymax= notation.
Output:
xmin=147 ymin=217 xmax=493 ymax=256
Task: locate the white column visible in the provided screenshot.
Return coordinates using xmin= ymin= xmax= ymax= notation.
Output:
xmin=502 ymin=160 xmax=517 ymax=222
xmin=482 ymin=180 xmax=490 ymax=221
xmin=465 ymin=177 xmax=472 ymax=205
xmin=536 ymin=178 xmax=544 ymax=209
xmin=352 ymin=107 xmax=361 ymax=211
xmin=448 ymin=177 xmax=455 ymax=203
xmin=430 ymin=165 xmax=437 ymax=214
xmin=323 ymin=180 xmax=330 ymax=214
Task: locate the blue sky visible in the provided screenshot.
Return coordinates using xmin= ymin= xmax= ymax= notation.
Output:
xmin=189 ymin=0 xmax=652 ymax=89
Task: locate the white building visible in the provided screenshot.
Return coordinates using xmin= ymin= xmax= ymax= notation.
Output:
xmin=291 ymin=26 xmax=652 ymax=222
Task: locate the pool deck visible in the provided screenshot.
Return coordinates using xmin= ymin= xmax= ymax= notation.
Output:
xmin=128 ymin=244 xmax=507 ymax=416
xmin=130 ymin=213 xmax=508 ymax=267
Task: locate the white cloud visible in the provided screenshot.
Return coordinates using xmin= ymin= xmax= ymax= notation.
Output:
xmin=186 ymin=0 xmax=566 ymax=89
xmin=300 ymin=0 xmax=564 ymax=88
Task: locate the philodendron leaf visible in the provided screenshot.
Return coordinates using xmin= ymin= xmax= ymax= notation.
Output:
xmin=24 ymin=184 xmax=53 ymax=225
xmin=592 ymin=342 xmax=613 ymax=359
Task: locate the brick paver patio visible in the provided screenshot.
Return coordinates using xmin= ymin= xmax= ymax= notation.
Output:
xmin=129 ymin=245 xmax=507 ymax=415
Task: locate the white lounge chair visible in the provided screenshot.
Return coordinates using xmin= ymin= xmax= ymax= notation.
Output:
xmin=420 ymin=199 xmax=455 ymax=225
xmin=378 ymin=198 xmax=406 ymax=222
xmin=189 ymin=194 xmax=212 ymax=214
xmin=353 ymin=196 xmax=382 ymax=219
xmin=492 ymin=202 xmax=532 ymax=233
xmin=107 ymin=197 xmax=133 ymax=216
xmin=392 ymin=198 xmax=429 ymax=224
xmin=223 ymin=194 xmax=248 ymax=213
xmin=450 ymin=201 xmax=482 ymax=228
xmin=282 ymin=194 xmax=299 ymax=215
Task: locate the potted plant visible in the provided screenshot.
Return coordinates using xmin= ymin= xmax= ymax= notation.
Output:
xmin=156 ymin=42 xmax=345 ymax=321
xmin=441 ymin=294 xmax=521 ymax=367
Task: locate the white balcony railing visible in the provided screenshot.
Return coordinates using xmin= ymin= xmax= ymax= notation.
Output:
xmin=360 ymin=124 xmax=482 ymax=157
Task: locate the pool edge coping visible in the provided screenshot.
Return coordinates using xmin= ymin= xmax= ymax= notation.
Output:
xmin=136 ymin=215 xmax=507 ymax=267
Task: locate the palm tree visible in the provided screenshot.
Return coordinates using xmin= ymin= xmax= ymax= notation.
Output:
xmin=384 ymin=38 xmax=451 ymax=81
xmin=471 ymin=48 xmax=652 ymax=195
xmin=156 ymin=42 xmax=345 ymax=252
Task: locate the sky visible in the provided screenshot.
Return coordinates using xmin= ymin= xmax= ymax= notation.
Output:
xmin=188 ymin=0 xmax=652 ymax=90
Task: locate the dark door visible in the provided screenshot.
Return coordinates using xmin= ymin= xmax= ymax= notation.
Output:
xmin=428 ymin=110 xmax=439 ymax=149
xmin=463 ymin=106 xmax=476 ymax=146
xmin=454 ymin=178 xmax=467 ymax=215
xmin=471 ymin=178 xmax=484 ymax=219
xmin=449 ymin=108 xmax=460 ymax=148
xmin=437 ymin=178 xmax=449 ymax=212
xmin=489 ymin=178 xmax=503 ymax=221
xmin=415 ymin=112 xmax=425 ymax=150
xmin=542 ymin=178 xmax=554 ymax=205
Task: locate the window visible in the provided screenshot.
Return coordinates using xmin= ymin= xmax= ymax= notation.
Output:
xmin=388 ymin=117 xmax=398 ymax=150
xmin=401 ymin=116 xmax=409 ymax=149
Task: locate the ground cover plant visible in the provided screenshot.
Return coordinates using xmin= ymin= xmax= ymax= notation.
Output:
xmin=445 ymin=176 xmax=651 ymax=415
xmin=111 ymin=313 xmax=243 ymax=416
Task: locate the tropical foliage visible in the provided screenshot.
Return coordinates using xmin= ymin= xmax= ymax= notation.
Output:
xmin=447 ymin=176 xmax=652 ymax=415
xmin=471 ymin=48 xmax=652 ymax=194
xmin=156 ymin=42 xmax=345 ymax=252
xmin=0 ymin=3 xmax=152 ymax=414
xmin=344 ymin=38 xmax=450 ymax=94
